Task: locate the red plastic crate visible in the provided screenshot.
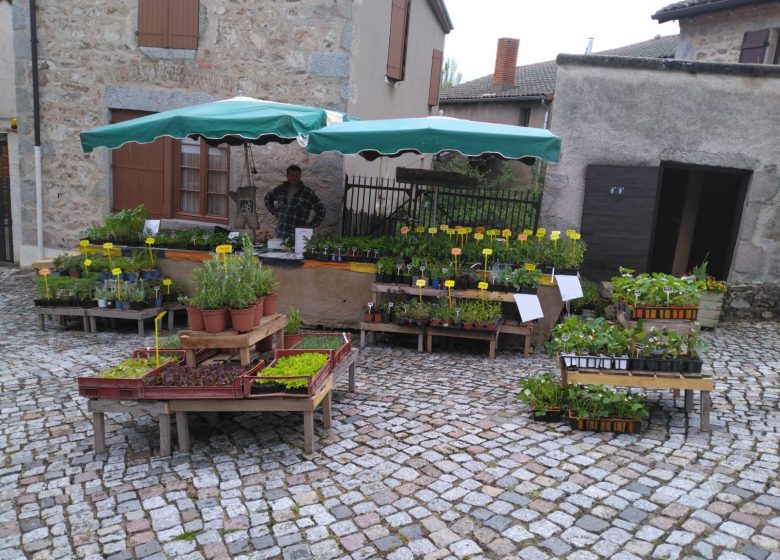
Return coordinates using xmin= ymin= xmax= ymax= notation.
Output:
xmin=290 ymin=332 xmax=352 ymax=365
xmin=77 ymin=360 xmax=175 ymax=400
xmin=132 ymin=347 xmax=218 ymax=364
xmin=243 ymin=349 xmax=333 ymax=398
xmin=140 ymin=360 xmax=264 ymax=400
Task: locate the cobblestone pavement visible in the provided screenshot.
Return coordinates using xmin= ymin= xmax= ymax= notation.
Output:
xmin=2 ymin=266 xmax=780 ymax=560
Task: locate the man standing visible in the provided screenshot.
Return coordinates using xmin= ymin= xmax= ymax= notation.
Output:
xmin=264 ymin=165 xmax=326 ymax=240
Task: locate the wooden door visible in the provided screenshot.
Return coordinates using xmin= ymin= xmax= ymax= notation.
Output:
xmin=580 ymin=165 xmax=660 ymax=281
xmin=110 ymin=110 xmax=168 ymax=217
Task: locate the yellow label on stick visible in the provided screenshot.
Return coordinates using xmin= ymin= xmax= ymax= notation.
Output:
xmin=474 ymin=233 xmax=484 ymax=241
xmin=162 ymin=278 xmax=173 ymax=286
xmin=536 ymin=228 xmax=547 ymax=236
xmin=415 ymin=279 xmax=427 ymax=287
xmin=79 ymin=239 xmax=90 ymax=247
xmin=522 ymin=229 xmax=533 ymax=236
xmin=428 ymin=227 xmax=438 ymax=235
xmin=111 ymin=267 xmax=122 ymax=276
xmin=102 ymin=242 xmax=113 ymax=250
xmin=482 ymin=248 xmax=493 ymax=256
xmin=451 ymin=248 xmax=461 ymax=255
xmin=502 ymin=229 xmax=512 ymax=238
xmin=478 ymin=282 xmax=488 ymax=290
xmin=216 ymin=244 xmax=233 ymax=254
xmin=524 ymin=263 xmax=536 ymax=271
xmin=145 ymin=237 xmax=155 ymax=245
xmin=415 ymin=226 xmax=425 ymax=233
xmin=440 ymin=224 xmax=449 ymax=231
xmin=444 ymin=280 xmax=455 ymax=288
xmin=40 ymin=268 xmax=50 ymax=276
xmin=83 ymin=259 xmax=92 ymax=270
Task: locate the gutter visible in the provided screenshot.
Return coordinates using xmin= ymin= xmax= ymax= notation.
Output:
xmin=652 ymin=0 xmax=773 ymax=23
xmin=29 ymin=0 xmax=44 ymax=259
xmin=439 ymin=95 xmax=547 ymax=105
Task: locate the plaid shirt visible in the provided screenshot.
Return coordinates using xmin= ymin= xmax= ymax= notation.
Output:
xmin=264 ymin=181 xmax=326 ymax=239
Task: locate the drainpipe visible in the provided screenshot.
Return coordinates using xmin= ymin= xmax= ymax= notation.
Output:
xmin=29 ymin=0 xmax=43 ymax=259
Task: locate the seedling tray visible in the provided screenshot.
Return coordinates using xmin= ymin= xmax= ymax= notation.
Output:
xmin=243 ymin=349 xmax=333 ymax=398
xmin=140 ymin=360 xmax=264 ymax=400
xmin=78 ymin=361 xmax=174 ymax=400
xmin=290 ymin=332 xmax=352 ymax=365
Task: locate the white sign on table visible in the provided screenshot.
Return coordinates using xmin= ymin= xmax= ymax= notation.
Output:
xmin=513 ymin=293 xmax=544 ymax=322
xmin=143 ymin=219 xmax=160 ymax=235
xmin=294 ymin=228 xmax=313 ymax=256
xmin=556 ymin=274 xmax=583 ymax=302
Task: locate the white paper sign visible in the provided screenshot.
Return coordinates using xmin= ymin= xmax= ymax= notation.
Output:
xmin=556 ymin=274 xmax=583 ymax=302
xmin=513 ymin=293 xmax=544 ymax=322
xmin=144 ymin=219 xmax=160 ymax=235
xmin=294 ymin=227 xmax=313 ymax=256
xmin=227 ymin=231 xmax=240 ymax=240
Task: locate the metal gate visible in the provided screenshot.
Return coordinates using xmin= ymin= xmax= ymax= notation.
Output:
xmin=341 ymin=175 xmax=541 ymax=237
xmin=0 ymin=139 xmax=12 ymax=262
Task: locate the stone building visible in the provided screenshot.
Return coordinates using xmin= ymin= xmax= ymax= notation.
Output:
xmin=9 ymin=0 xmax=453 ymax=265
xmin=0 ymin=0 xmax=15 ymax=264
xmin=544 ymin=0 xmax=780 ymax=286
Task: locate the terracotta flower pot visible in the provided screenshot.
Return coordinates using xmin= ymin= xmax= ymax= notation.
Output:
xmin=254 ymin=297 xmax=265 ymax=326
xmin=186 ymin=307 xmax=205 ymax=331
xmin=230 ymin=305 xmax=257 ymax=333
xmin=284 ymin=333 xmax=304 ymax=348
xmin=202 ymin=308 xmax=229 ymax=333
xmin=263 ymin=294 xmax=278 ymax=316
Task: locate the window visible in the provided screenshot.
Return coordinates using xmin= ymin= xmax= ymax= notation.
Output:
xmin=176 ymin=138 xmax=229 ymax=220
xmin=428 ymin=49 xmax=443 ymax=107
xmin=386 ymin=0 xmax=410 ymax=81
xmin=519 ymin=108 xmax=531 ymax=127
xmin=138 ymin=0 xmax=199 ymax=50
xmin=739 ymin=29 xmax=769 ymax=63
xmin=110 ymin=110 xmax=230 ymax=224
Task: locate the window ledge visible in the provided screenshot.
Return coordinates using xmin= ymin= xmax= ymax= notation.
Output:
xmin=139 ymin=46 xmax=197 ymax=61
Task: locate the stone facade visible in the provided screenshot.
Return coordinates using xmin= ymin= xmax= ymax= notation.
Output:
xmin=11 ymin=1 xmax=450 ymax=264
xmin=544 ymin=56 xmax=780 ymax=283
xmin=724 ymin=283 xmax=780 ymax=321
xmin=674 ymin=3 xmax=780 ymax=62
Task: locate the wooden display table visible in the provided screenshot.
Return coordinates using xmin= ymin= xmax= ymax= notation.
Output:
xmin=179 ymin=314 xmax=287 ymax=366
xmin=497 ymin=320 xmax=533 ymax=357
xmin=35 ymin=306 xmax=90 ymax=332
xmin=88 ymin=307 xmax=166 ymax=336
xmin=560 ymin=364 xmax=714 ymax=431
xmin=616 ymin=310 xmax=696 ymax=335
xmin=360 ymin=321 xmax=425 ymax=352
xmin=427 ymin=327 xmax=498 ymax=360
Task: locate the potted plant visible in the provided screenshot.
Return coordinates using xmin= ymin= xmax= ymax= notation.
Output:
xmin=691 ymin=259 xmax=728 ymax=328
xmin=517 ymin=372 xmax=567 ymax=421
xmin=502 ymin=266 xmax=541 ymax=294
xmin=94 ymin=285 xmax=116 ymax=308
xmin=284 ymin=307 xmax=303 ymax=347
xmin=567 ymin=385 xmax=647 ymax=433
xmin=224 ymin=256 xmax=257 ymax=333
xmin=191 ymin=257 xmax=229 ymax=333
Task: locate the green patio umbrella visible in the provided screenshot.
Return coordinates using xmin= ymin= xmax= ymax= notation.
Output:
xmin=80 ymin=97 xmax=352 ymax=153
xmin=304 ymin=116 xmax=561 ymax=162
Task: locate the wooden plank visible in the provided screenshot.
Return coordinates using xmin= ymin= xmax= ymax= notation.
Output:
xmin=159 ymin=413 xmax=171 ymax=457
xmin=179 ymin=314 xmax=286 ymax=348
xmin=332 ymin=350 xmax=358 ymax=387
xmin=567 ymin=371 xmax=713 ymax=391
xmin=87 ymin=307 xmax=163 ymax=320
xmin=175 ymin=411 xmax=190 ymax=453
xmin=371 ymin=283 xmax=515 ymax=302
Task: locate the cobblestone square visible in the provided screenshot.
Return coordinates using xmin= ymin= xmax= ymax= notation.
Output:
xmin=2 ymin=267 xmax=779 ymax=559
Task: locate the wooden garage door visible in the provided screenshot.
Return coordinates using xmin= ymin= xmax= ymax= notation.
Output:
xmin=111 ymin=110 xmax=167 ymax=217
xmin=580 ymin=165 xmax=660 ymax=281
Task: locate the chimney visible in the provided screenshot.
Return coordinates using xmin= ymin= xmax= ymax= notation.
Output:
xmin=493 ymin=37 xmax=519 ymax=91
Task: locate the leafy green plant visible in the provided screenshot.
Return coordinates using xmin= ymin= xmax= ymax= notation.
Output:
xmin=517 ymin=373 xmax=567 ymax=416
xmin=501 ymin=267 xmax=541 ymax=291
xmin=611 ymin=268 xmax=703 ymax=306
xmin=285 ymin=307 xmax=301 ymax=335
xmin=256 ymin=353 xmax=329 ymax=389
xmin=293 ymin=335 xmax=346 ymax=351
xmin=97 ymin=357 xmax=176 ymax=379
xmin=567 ymin=385 xmax=649 ymax=421
xmin=190 ymin=257 xmax=227 ymax=310
xmin=53 ymin=254 xmax=85 ymax=273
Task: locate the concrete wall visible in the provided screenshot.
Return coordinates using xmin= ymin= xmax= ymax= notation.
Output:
xmin=0 ymin=2 xmax=14 ymax=121
xmin=12 ymin=1 xmax=447 ymax=265
xmin=439 ymin=100 xmax=547 ymax=129
xmin=675 ymin=3 xmax=780 ymax=62
xmin=544 ymin=56 xmax=780 ymax=282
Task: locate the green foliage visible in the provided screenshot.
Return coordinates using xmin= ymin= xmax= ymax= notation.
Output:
xmin=190 ymin=257 xmax=227 ymax=310
xmin=501 ymin=267 xmax=541 ymax=291
xmin=517 ymin=372 xmax=567 ymax=415
xmin=567 ymin=385 xmax=648 ymax=421
xmin=293 ymin=335 xmax=346 ymax=351
xmin=97 ymin=357 xmax=175 ymax=379
xmin=285 ymin=307 xmax=301 ymax=335
xmin=256 ymin=353 xmax=329 ymax=389
xmin=53 ymin=254 xmax=85 ymax=273
xmin=569 ymin=277 xmax=601 ymax=314
xmin=440 ymin=57 xmax=463 ymax=90
xmin=611 ymin=268 xmax=703 ymax=306
xmin=547 ymin=317 xmax=631 ymax=356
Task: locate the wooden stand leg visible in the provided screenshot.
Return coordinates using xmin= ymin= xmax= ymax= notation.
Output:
xmin=239 ymin=347 xmax=251 ymax=366
xmin=425 ymin=334 xmax=432 ymax=353
xmin=39 ymin=314 xmax=45 ymax=331
xmin=175 ymin=411 xmax=190 ymax=452
xmin=684 ymin=390 xmax=693 ymax=413
xmin=360 ymin=329 xmax=366 ymax=348
xmin=276 ymin=329 xmax=284 ymax=350
xmin=138 ymin=320 xmax=145 ymax=337
xmin=185 ymin=349 xmax=197 ymax=367
xmin=701 ymin=392 xmax=711 ymax=431
xmin=488 ymin=338 xmax=496 ymax=360
xmin=348 ymin=362 xmax=355 ymax=392
xmin=83 ymin=316 xmax=90 ymax=333
xmin=168 ymin=312 xmax=174 ymax=331
xmin=159 ymin=414 xmax=171 ymax=456
xmin=673 ymin=389 xmax=681 ymax=398
xmin=90 ymin=317 xmax=97 ymax=333
xmin=322 ymin=392 xmax=332 ymax=429
xmin=93 ymin=412 xmax=106 ymax=454
xmin=303 ymin=411 xmax=313 ymax=454
xmin=524 ymin=330 xmax=532 ymax=357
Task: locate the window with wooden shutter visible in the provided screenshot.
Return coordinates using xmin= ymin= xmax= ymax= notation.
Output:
xmin=138 ymin=0 xmax=199 ymax=50
xmin=428 ymin=49 xmax=443 ymax=107
xmin=387 ymin=0 xmax=410 ymax=81
xmin=174 ymin=138 xmax=229 ymax=222
xmin=739 ymin=29 xmax=769 ymax=63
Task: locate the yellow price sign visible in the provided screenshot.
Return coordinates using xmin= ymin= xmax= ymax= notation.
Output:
xmin=40 ymin=268 xmax=50 ymax=298
xmin=502 ymin=229 xmax=512 ymax=238
xmin=444 ymin=280 xmax=455 ymax=288
xmin=536 ymin=228 xmax=547 ymax=236
xmin=451 ymin=247 xmax=461 ymax=255
xmin=487 ymin=229 xmax=500 ymax=237
xmin=145 ymin=237 xmax=155 ymax=245
xmin=474 ymin=233 xmax=484 ymax=241
xmin=153 ymin=311 xmax=168 ymax=367
xmin=536 ymin=231 xmax=546 ymax=239
xmin=111 ymin=267 xmax=122 ymax=276
xmin=400 ymin=226 xmax=410 ymax=235
xmin=522 ymin=229 xmax=533 ymax=236
xmin=415 ymin=279 xmax=427 ymax=288
xmin=574 ymin=233 xmax=581 ymax=240
xmin=415 ymin=226 xmax=425 ymax=233
xmin=83 ymin=258 xmax=92 ymax=271
xmin=447 ymin=228 xmax=457 ymax=236
xmin=482 ymin=248 xmax=493 ymax=256
xmin=79 ymin=239 xmax=90 ymax=248
xmin=216 ymin=244 xmax=233 ymax=254
xmin=464 ymin=227 xmax=472 ymax=234
xmin=39 ymin=268 xmax=50 ymax=276
xmin=566 ymin=229 xmax=576 ymax=238
xmin=551 ymin=230 xmax=561 ymax=238
xmin=162 ymin=278 xmax=173 ymax=293
xmin=455 ymin=227 xmax=467 ymax=235
xmin=478 ymin=282 xmax=488 ymax=290
xmin=440 ymin=224 xmax=449 ymax=231
xmin=102 ymin=242 xmax=113 ymax=250
xmin=428 ymin=227 xmax=438 ymax=235
xmin=524 ymin=263 xmax=537 ymax=271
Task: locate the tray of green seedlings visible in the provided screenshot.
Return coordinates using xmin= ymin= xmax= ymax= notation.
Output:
xmin=291 ymin=332 xmax=352 ymax=365
xmin=243 ymin=350 xmax=333 ymax=398
xmin=78 ymin=356 xmax=179 ymax=399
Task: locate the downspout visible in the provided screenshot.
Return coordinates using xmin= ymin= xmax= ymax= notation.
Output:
xmin=29 ymin=0 xmax=43 ymax=259
xmin=535 ymin=96 xmax=551 ymax=191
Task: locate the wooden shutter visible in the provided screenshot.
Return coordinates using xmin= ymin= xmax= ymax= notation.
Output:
xmin=579 ymin=165 xmax=660 ymax=281
xmin=386 ymin=0 xmax=410 ymax=81
xmin=428 ymin=49 xmax=443 ymax=106
xmin=167 ymin=0 xmax=199 ymax=50
xmin=138 ymin=0 xmax=167 ymax=48
xmin=110 ymin=110 xmax=167 ymax=218
xmin=739 ymin=29 xmax=769 ymax=63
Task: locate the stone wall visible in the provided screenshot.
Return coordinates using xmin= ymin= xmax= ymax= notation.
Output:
xmin=675 ymin=3 xmax=780 ymax=62
xmin=723 ymin=283 xmax=780 ymax=321
xmin=545 ymin=56 xmax=780 ymax=283
xmin=12 ymin=1 xmax=356 ymax=260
